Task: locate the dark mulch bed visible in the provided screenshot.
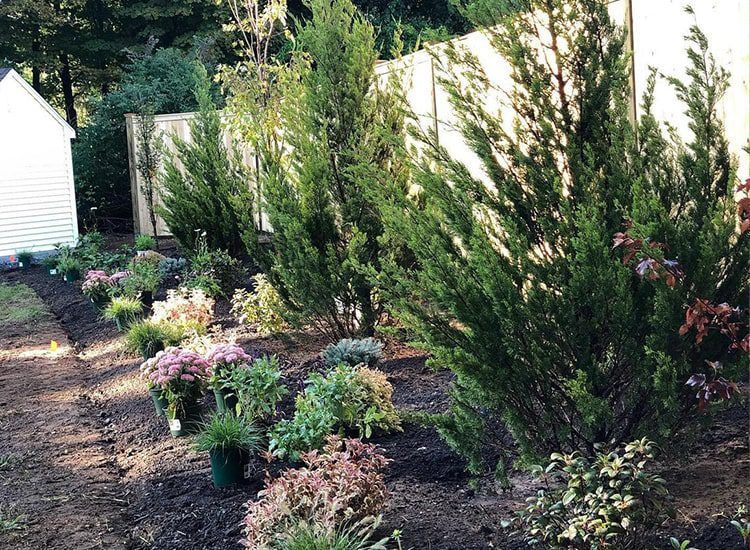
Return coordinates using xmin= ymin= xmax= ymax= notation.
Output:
xmin=2 ymin=265 xmax=747 ymax=549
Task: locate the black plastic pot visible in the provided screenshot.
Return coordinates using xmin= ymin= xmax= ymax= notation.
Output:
xmin=167 ymin=403 xmax=202 ymax=437
xmin=140 ymin=291 xmax=154 ymax=308
xmin=213 ymin=387 xmax=239 ymax=415
xmin=209 ymin=448 xmax=249 ymax=487
xmin=148 ymin=387 xmax=168 ymax=417
xmin=63 ymin=269 xmax=81 ymax=283
xmin=90 ymin=297 xmax=109 ymax=313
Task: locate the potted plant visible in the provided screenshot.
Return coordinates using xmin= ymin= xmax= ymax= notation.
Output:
xmin=42 ymin=255 xmax=58 ymax=275
xmin=205 ymin=343 xmax=255 ymax=413
xmin=194 ymin=413 xmax=262 ymax=487
xmin=135 ymin=234 xmax=158 ymax=256
xmin=17 ymin=250 xmax=33 ymax=269
xmin=125 ymin=320 xmax=184 ymax=360
xmin=123 ymin=260 xmax=162 ymax=308
xmin=58 ymin=256 xmax=82 ymax=283
xmin=81 ymin=270 xmax=114 ymax=311
xmin=140 ymin=352 xmax=170 ymax=417
xmin=140 ymin=346 xmax=210 ymax=436
xmin=102 ymin=296 xmax=143 ymax=331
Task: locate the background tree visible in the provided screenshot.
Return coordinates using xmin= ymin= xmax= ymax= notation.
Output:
xmin=159 ymin=63 xmax=253 ymax=256
xmin=72 ymin=47 xmax=205 ymax=226
xmin=377 ymin=0 xmax=748 ymax=471
xmin=135 ymin=104 xmax=162 ymax=242
xmin=261 ymin=0 xmax=407 ymax=340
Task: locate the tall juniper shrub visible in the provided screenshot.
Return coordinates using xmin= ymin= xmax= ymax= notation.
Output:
xmin=261 ymin=0 xmax=408 ymax=340
xmin=376 ymin=1 xmax=748 ymax=471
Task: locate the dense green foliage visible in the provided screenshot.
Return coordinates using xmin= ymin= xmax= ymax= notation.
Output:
xmin=0 ymin=0 xmax=230 ymax=127
xmin=72 ymin=48 xmax=203 ymax=223
xmin=220 ymin=355 xmax=289 ymax=420
xmin=262 ymin=0 xmax=407 ymax=340
xmin=269 ymin=363 xmax=400 ymax=461
xmin=514 ymin=439 xmax=668 ymax=548
xmin=321 ymin=338 xmax=383 ymax=368
xmin=376 ymin=0 xmax=749 ymax=470
xmin=159 ymin=64 xmax=254 ymax=256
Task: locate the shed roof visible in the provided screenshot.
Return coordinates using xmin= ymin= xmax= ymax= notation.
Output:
xmin=0 ymin=68 xmax=75 ymax=138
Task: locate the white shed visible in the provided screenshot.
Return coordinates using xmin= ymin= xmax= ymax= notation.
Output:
xmin=0 ymin=68 xmax=79 ymax=259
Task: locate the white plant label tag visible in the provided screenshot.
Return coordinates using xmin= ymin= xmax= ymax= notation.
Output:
xmin=18 ymin=262 xmax=24 ymax=267
xmin=244 ymin=463 xmax=252 ymax=479
xmin=169 ymin=418 xmax=181 ymax=431
xmin=50 ymin=269 xmax=57 ymax=275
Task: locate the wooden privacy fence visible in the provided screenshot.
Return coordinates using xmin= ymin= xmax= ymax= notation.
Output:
xmin=126 ymin=0 xmax=750 ymax=237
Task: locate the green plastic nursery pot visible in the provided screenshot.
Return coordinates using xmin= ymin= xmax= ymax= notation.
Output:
xmin=148 ymin=387 xmax=168 ymax=417
xmin=63 ymin=269 xmax=80 ymax=283
xmin=167 ymin=404 xmax=202 ymax=438
xmin=209 ymin=448 xmax=249 ymax=487
xmin=213 ymin=388 xmax=238 ymax=415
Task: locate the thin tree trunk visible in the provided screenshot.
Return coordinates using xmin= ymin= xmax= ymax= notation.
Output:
xmin=59 ymin=53 xmax=77 ymax=128
xmin=32 ymin=40 xmax=41 ymax=92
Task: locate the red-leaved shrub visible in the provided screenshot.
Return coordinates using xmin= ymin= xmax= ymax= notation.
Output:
xmin=242 ymin=436 xmax=389 ymax=548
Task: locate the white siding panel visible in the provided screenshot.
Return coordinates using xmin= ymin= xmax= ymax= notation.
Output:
xmin=0 ymin=71 xmax=78 ymax=256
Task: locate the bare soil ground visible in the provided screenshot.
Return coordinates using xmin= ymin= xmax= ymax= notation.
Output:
xmin=0 ymin=266 xmax=747 ymax=549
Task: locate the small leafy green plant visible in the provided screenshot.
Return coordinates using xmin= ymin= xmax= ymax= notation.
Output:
xmin=122 ymin=259 xmax=162 ymax=296
xmin=269 ymin=364 xmax=400 ymax=461
xmin=220 ymin=355 xmax=289 ymax=420
xmin=669 ymin=538 xmax=698 ymax=550
xmin=57 ymin=255 xmax=82 ymax=276
xmin=194 ymin=413 xmax=263 ymax=455
xmin=512 ymin=438 xmax=669 ymax=549
xmin=186 ymin=237 xmax=245 ymax=298
xmin=729 ymin=505 xmax=750 ymax=547
xmin=135 ymin=234 xmax=158 ymax=251
xmin=16 ymin=250 xmax=33 ymax=267
xmin=231 ymin=274 xmax=289 ymax=335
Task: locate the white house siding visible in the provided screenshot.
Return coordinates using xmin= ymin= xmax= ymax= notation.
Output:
xmin=0 ymin=71 xmax=78 ymax=257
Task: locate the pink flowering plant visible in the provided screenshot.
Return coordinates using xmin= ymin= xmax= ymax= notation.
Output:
xmin=205 ymin=343 xmax=255 ymax=389
xmin=81 ymin=270 xmax=114 ymax=302
xmin=140 ymin=346 xmax=210 ymax=418
xmin=242 ymin=436 xmax=389 ymax=548
xmin=109 ymin=270 xmax=132 ymax=286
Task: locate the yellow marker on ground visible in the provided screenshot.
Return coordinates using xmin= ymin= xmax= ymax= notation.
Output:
xmin=50 ymin=340 xmax=58 ymax=351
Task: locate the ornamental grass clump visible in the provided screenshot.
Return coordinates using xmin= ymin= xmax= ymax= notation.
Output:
xmin=126 ymin=320 xmax=185 ymax=359
xmin=151 ymin=288 xmax=215 ymax=333
xmin=140 ymin=346 xmax=210 ymax=419
xmin=194 ymin=412 xmax=263 ymax=456
xmin=103 ymin=296 xmax=143 ymax=331
xmin=243 ymin=436 xmax=389 ymax=548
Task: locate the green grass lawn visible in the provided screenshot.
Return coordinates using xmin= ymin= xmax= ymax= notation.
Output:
xmin=0 ymin=283 xmax=51 ymax=324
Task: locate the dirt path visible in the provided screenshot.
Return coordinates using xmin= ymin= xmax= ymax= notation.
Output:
xmin=0 ymin=281 xmax=130 ymax=549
